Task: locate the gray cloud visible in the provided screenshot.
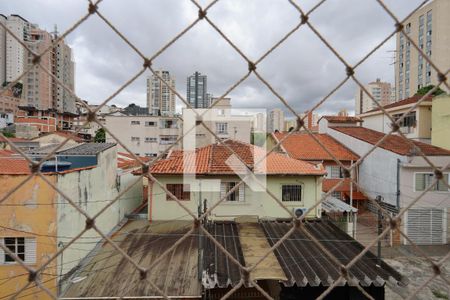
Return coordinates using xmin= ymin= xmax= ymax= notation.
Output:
xmin=3 ymin=0 xmax=424 ymax=115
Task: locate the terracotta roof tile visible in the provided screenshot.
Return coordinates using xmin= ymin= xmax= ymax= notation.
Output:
xmin=322 ymin=178 xmax=353 ymax=192
xmin=364 ymin=95 xmax=432 ymax=113
xmin=273 ymin=132 xmax=359 ymax=161
xmin=332 ymin=126 xmax=450 ymax=156
xmin=150 ymin=140 xmax=325 ymax=175
xmin=320 ymin=116 xmax=363 ymax=123
xmin=0 ymin=158 xmax=31 ymax=174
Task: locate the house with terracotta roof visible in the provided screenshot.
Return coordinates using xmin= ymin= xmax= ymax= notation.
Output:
xmin=145 ymin=140 xmax=326 ymax=220
xmin=321 ymin=121 xmax=450 ymax=245
xmin=357 ymin=95 xmax=433 ymax=144
xmin=0 ymin=144 xmax=143 ymax=298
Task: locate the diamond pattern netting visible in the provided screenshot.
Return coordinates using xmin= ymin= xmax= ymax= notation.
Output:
xmin=0 ymin=0 xmax=449 ymax=299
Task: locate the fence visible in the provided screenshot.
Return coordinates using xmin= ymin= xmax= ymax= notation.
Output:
xmin=0 ymin=0 xmax=449 ymax=299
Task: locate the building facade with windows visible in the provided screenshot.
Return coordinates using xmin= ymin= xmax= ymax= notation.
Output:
xmin=268 ymin=108 xmax=284 ymax=132
xmin=186 ymin=71 xmax=208 ymax=108
xmin=146 ymin=140 xmax=325 ymax=221
xmin=357 ymin=95 xmax=433 ymax=144
xmin=321 ymin=122 xmax=450 ymax=245
xmin=355 ymin=79 xmax=393 ymax=114
xmin=104 ymin=115 xmax=181 ymax=157
xmin=147 ymin=70 xmax=175 ymax=116
xmin=394 ymin=0 xmax=450 ymax=101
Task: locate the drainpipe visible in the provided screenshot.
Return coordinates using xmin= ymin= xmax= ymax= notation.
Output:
xmin=396 ymin=159 xmax=400 ymax=210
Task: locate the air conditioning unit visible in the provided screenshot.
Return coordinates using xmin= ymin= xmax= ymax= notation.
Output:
xmin=293 ymin=207 xmax=308 ymax=218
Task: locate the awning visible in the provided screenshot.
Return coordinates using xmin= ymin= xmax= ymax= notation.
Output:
xmin=322 ymin=197 xmax=358 ymax=213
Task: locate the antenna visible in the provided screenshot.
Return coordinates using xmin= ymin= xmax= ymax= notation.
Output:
xmin=51 ymin=24 xmax=58 ymax=39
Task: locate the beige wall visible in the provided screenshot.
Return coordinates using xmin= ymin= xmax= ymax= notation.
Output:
xmin=149 ymin=175 xmax=323 ymax=221
xmin=431 ymin=95 xmax=450 ymax=150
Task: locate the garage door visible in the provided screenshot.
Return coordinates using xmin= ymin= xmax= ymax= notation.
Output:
xmin=406 ymin=208 xmax=446 ymax=245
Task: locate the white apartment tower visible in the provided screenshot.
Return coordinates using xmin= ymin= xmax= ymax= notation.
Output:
xmin=147 ymin=70 xmax=175 ymax=116
xmin=395 ymin=0 xmax=450 ymax=101
xmin=0 ymin=15 xmax=6 ymax=85
xmin=5 ymin=15 xmax=31 ymax=83
xmin=268 ymin=108 xmax=284 ymax=132
xmin=355 ymin=79 xmax=393 ymax=114
xmin=53 ymin=40 xmax=76 ymax=114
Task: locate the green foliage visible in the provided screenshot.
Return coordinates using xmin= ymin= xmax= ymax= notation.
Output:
xmin=251 ymin=132 xmax=267 ymax=147
xmin=1 ymin=132 xmax=15 ymax=138
xmin=94 ymin=128 xmax=106 ymax=143
xmin=415 ymin=85 xmax=445 ymax=96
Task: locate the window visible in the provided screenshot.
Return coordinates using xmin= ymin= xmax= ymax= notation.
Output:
xmin=1 ymin=237 xmax=36 ymax=264
xmin=282 ymin=185 xmax=302 ymax=202
xmin=160 ymin=135 xmax=178 ymax=144
xmin=415 ymin=173 xmax=449 ymax=192
xmin=216 ymin=122 xmax=228 ymax=134
xmin=145 ymin=137 xmax=157 ymax=143
xmin=326 ymin=166 xmax=343 ymax=179
xmin=145 ymin=121 xmax=156 ymax=127
xmin=131 ymin=136 xmax=140 ymax=142
xmin=130 ymin=120 xmax=140 ymax=125
xmin=331 ymin=191 xmax=341 ymax=199
xmin=160 ymin=119 xmax=177 ymax=129
xmin=145 ymin=153 xmax=157 ymax=157
xmin=166 ymin=184 xmax=190 ymax=201
xmin=221 ymin=182 xmax=244 ymax=202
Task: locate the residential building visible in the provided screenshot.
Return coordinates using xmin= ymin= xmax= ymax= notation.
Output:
xmin=0 ymin=94 xmax=20 ymax=115
xmin=147 ymin=140 xmax=325 ymax=220
xmin=31 ymin=131 xmax=83 ymax=147
xmin=355 ymin=79 xmax=393 ymax=114
xmin=53 ymin=39 xmax=76 ymax=115
xmin=147 ymin=70 xmax=175 ymax=116
xmin=317 ymin=115 xmax=362 ymax=134
xmin=104 ymin=114 xmax=181 ymax=157
xmin=183 ymin=98 xmax=253 ymax=148
xmin=320 ymin=120 xmax=450 ymax=245
xmin=358 ymin=95 xmax=433 ymax=143
xmin=268 ymin=108 xmax=284 ymax=132
xmin=22 ymin=27 xmax=53 ymax=111
xmin=15 ymin=109 xmax=76 ymax=134
xmin=395 ymin=0 xmax=450 ymax=100
xmin=0 ymin=15 xmax=6 ymax=85
xmin=0 ymin=135 xmax=39 ymax=151
xmin=0 ymin=144 xmax=143 ymax=298
xmin=253 ymin=112 xmax=266 ymax=132
xmin=186 ymin=71 xmax=208 ymax=108
xmin=4 ymin=15 xmax=31 ymax=83
xmin=431 ymin=94 xmax=450 ymax=150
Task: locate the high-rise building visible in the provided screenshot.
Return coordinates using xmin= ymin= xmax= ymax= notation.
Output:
xmin=53 ymin=39 xmax=76 ymax=114
xmin=0 ymin=15 xmax=7 ymax=86
xmin=395 ymin=0 xmax=450 ymax=101
xmin=5 ymin=15 xmax=31 ymax=83
xmin=147 ymin=70 xmax=175 ymax=116
xmin=355 ymin=79 xmax=393 ymax=114
xmin=22 ymin=27 xmax=53 ymax=110
xmin=268 ymin=108 xmax=284 ymax=132
xmin=186 ymin=71 xmax=208 ymax=108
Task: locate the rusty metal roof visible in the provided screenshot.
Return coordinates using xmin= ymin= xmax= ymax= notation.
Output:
xmin=62 ymin=220 xmax=201 ymax=298
xmin=260 ymin=220 xmax=407 ymax=287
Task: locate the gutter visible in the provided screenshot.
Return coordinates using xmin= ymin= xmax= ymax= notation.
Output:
xmin=396 ymin=159 xmax=400 ymax=210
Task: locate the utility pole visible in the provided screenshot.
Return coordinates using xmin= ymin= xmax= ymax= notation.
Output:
xmin=376 ymin=196 xmax=383 ymax=265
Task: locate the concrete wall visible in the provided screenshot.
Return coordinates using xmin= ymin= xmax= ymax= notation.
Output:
xmin=56 ymin=146 xmax=140 ymax=278
xmin=0 ymin=175 xmax=58 ymax=298
xmin=149 ymin=175 xmax=322 ymax=221
xmin=432 ymin=95 xmax=450 ymax=150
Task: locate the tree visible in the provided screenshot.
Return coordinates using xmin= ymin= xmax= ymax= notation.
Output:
xmin=415 ymin=85 xmax=445 ymax=97
xmin=1 ymin=132 xmax=15 ymax=138
xmin=94 ymin=128 xmax=105 ymax=143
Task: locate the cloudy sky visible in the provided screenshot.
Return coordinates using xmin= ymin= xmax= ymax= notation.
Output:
xmin=3 ymin=0 xmax=425 ymax=116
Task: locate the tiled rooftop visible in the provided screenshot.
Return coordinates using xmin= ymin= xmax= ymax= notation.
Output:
xmin=273 ymin=132 xmax=359 ymax=161
xmin=0 ymin=158 xmax=30 ymax=175
xmin=332 ymin=126 xmax=450 ymax=156
xmin=149 ymin=140 xmax=325 ymax=175
xmin=59 ymin=143 xmax=116 ymax=155
xmin=364 ymin=95 xmax=432 ymax=113
xmin=320 ymin=116 xmax=363 ymax=123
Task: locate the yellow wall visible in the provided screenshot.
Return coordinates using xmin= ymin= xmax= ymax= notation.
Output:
xmin=150 ymin=175 xmax=322 ymax=221
xmin=0 ymin=175 xmax=57 ymax=300
xmin=432 ymin=95 xmax=450 ymax=150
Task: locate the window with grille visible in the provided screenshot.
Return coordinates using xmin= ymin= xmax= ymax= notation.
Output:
xmin=282 ymin=185 xmax=302 ymax=202
xmin=145 ymin=137 xmax=157 ymax=143
xmin=216 ymin=122 xmax=228 ymax=134
xmin=220 ymin=182 xmax=244 ymax=202
xmin=415 ymin=173 xmax=449 ymax=192
xmin=130 ymin=120 xmax=140 ymax=125
xmin=0 ymin=237 xmax=36 ymax=265
xmin=145 ymin=121 xmax=156 ymax=127
xmin=131 ymin=136 xmax=140 ymax=142
xmin=326 ymin=166 xmax=343 ymax=179
xmin=166 ymin=184 xmax=190 ymax=201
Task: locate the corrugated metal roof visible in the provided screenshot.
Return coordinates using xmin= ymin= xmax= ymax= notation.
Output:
xmin=59 ymin=143 xmax=116 ymax=155
xmin=260 ymin=220 xmax=407 ymax=287
xmin=62 ymin=220 xmax=201 ymax=298
xmin=322 ymin=197 xmax=358 ymax=213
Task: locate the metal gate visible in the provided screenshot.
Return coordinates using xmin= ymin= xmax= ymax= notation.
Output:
xmin=406 ymin=208 xmax=446 ymax=245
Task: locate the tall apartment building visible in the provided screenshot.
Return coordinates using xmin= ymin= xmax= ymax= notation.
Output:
xmin=355 ymin=79 xmax=393 ymax=115
xmin=22 ymin=27 xmax=53 ymax=110
xmin=4 ymin=15 xmax=31 ymax=84
xmin=0 ymin=15 xmax=6 ymax=85
xmin=53 ymin=40 xmax=76 ymax=114
xmin=147 ymin=70 xmax=175 ymax=116
xmin=186 ymin=71 xmax=208 ymax=108
xmin=395 ymin=0 xmax=450 ymax=101
xmin=268 ymin=108 xmax=284 ymax=132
